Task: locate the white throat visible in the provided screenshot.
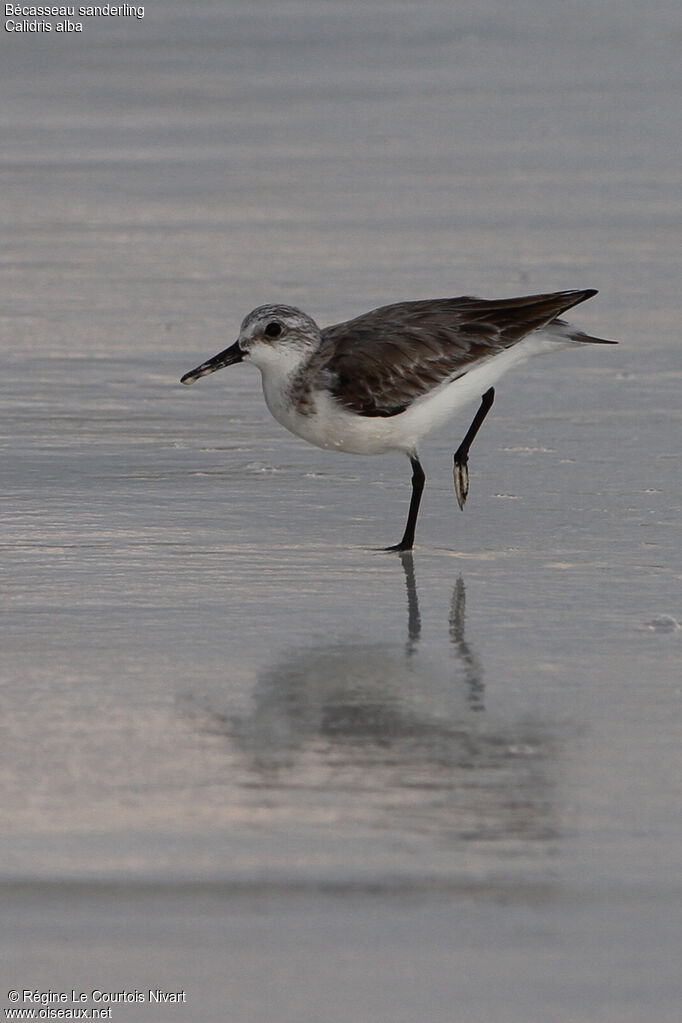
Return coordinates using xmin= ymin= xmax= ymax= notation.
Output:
xmin=245 ymin=340 xmax=313 ymax=420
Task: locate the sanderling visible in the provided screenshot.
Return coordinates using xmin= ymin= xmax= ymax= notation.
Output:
xmin=181 ymin=289 xmax=616 ymax=550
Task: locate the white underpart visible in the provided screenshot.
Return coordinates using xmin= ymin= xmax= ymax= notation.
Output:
xmin=248 ymin=327 xmax=586 ymax=458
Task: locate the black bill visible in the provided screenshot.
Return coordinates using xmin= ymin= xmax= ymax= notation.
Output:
xmin=181 ymin=340 xmax=243 ymax=385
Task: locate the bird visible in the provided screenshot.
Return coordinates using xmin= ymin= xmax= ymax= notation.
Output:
xmin=181 ymin=289 xmax=616 ymax=551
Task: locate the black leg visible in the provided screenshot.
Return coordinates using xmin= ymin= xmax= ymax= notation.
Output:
xmin=453 ymin=387 xmax=495 ymax=510
xmin=384 ymin=454 xmax=425 ymax=552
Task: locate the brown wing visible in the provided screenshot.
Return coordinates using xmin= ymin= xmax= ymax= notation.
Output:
xmin=312 ymin=290 xmax=598 ymax=417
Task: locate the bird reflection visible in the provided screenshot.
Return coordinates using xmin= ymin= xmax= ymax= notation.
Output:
xmin=400 ymin=552 xmax=484 ymax=711
xmin=182 ymin=559 xmax=558 ymax=845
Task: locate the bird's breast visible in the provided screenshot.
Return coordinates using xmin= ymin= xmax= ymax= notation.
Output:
xmin=260 ymin=376 xmax=407 ymax=455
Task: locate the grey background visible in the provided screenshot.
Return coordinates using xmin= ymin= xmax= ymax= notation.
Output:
xmin=2 ymin=2 xmax=681 ymax=1020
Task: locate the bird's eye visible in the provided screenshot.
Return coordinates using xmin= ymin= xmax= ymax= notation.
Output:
xmin=264 ymin=321 xmax=282 ymax=338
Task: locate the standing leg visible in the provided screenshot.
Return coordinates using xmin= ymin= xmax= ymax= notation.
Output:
xmin=453 ymin=387 xmax=495 ymax=510
xmin=385 ymin=454 xmax=425 ymax=552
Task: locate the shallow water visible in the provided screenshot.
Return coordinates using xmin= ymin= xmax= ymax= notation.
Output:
xmin=2 ymin=2 xmax=681 ymax=1020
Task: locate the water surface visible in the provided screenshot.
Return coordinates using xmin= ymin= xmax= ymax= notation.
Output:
xmin=1 ymin=2 xmax=680 ymax=1020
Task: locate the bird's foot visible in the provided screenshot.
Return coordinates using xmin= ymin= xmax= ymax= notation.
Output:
xmin=453 ymin=455 xmax=469 ymax=511
xmin=382 ymin=539 xmax=414 ymax=553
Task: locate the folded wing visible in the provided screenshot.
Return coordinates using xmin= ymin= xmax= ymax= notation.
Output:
xmin=313 ymin=289 xmax=608 ymax=417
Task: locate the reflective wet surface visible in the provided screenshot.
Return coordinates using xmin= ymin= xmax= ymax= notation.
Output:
xmin=2 ymin=2 xmax=681 ymax=1020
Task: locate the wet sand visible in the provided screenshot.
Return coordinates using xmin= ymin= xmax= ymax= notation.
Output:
xmin=2 ymin=2 xmax=680 ymax=1020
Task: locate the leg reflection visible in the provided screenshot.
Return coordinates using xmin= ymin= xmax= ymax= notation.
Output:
xmin=449 ymin=577 xmax=485 ymax=711
xmin=399 ymin=552 xmax=421 ymax=655
xmin=399 ymin=554 xmax=484 ymax=709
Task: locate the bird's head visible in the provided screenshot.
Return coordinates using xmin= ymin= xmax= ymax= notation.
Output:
xmin=181 ymin=305 xmax=321 ymax=385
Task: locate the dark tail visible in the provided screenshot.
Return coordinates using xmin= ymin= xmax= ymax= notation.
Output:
xmin=551 ymin=321 xmax=619 ymax=345
xmin=573 ymin=331 xmax=618 ymax=345
xmin=550 ymin=290 xmax=618 ymax=345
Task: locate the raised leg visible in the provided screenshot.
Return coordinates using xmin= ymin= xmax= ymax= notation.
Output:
xmin=453 ymin=387 xmax=495 ymax=510
xmin=384 ymin=454 xmax=425 ymax=552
